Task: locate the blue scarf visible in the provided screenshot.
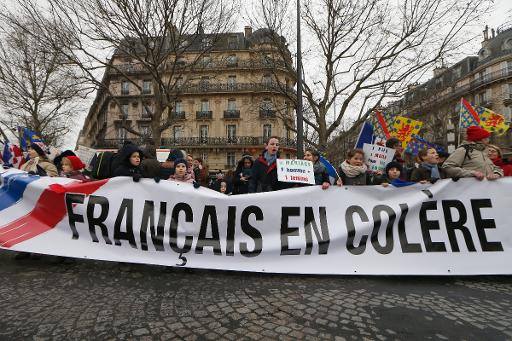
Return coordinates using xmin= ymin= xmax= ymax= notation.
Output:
xmin=264 ymin=151 xmax=277 ymax=166
xmin=421 ymin=163 xmax=440 ymax=180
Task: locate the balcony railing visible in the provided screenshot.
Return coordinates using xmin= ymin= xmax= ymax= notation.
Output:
xmin=109 ymin=59 xmax=290 ymax=76
xmin=223 ymin=110 xmax=240 ymax=119
xmin=170 ymin=111 xmax=186 ymax=120
xmin=196 ymin=111 xmax=213 ymax=119
xmin=94 ymin=137 xmax=297 ymax=149
xmin=259 ymin=109 xmax=276 ymax=119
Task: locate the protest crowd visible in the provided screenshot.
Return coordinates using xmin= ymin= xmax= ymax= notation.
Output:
xmin=1 ymin=125 xmax=508 ymax=194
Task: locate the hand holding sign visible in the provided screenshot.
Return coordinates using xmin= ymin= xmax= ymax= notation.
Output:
xmin=277 ymin=159 xmax=315 ymax=185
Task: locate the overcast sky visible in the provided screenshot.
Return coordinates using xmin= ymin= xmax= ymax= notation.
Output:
xmin=1 ymin=0 xmax=512 ymax=150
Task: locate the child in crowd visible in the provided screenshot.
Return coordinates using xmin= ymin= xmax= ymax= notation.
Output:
xmin=60 ymin=156 xmax=89 ymax=181
xmin=375 ymin=161 xmax=402 ymax=187
xmin=304 ymin=149 xmax=330 ymax=190
xmin=220 ymin=181 xmax=229 ymax=194
xmin=168 ymin=159 xmax=195 ymax=184
xmin=338 ymin=149 xmax=371 ymax=185
xmin=113 ymin=144 xmax=144 ymax=180
xmin=410 ymin=148 xmax=445 ymax=183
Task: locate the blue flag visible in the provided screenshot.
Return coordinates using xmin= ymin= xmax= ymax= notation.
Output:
xmin=355 ymin=121 xmax=374 ymax=149
xmin=19 ymin=127 xmax=44 ymax=150
xmin=319 ymin=156 xmax=338 ymax=185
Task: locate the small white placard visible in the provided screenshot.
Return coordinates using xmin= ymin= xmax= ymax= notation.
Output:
xmin=362 ymin=143 xmax=395 ymax=173
xmin=75 ymin=145 xmax=97 ymax=167
xmin=277 ymin=159 xmax=315 ymax=184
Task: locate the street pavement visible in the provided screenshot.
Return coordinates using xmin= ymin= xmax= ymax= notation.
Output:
xmin=0 ymin=250 xmax=511 ymax=340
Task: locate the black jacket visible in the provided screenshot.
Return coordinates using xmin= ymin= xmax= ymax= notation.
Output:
xmin=313 ymin=161 xmax=330 ymax=185
xmin=410 ymin=165 xmax=446 ymax=182
xmin=248 ymin=152 xmax=292 ymax=193
xmin=113 ymin=144 xmax=143 ymax=177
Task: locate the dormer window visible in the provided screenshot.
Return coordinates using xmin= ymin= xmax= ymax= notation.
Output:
xmin=478 ymin=48 xmax=490 ymax=60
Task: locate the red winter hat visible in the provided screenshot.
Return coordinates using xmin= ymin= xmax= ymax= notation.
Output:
xmin=466 ymin=125 xmax=490 ymax=142
xmin=64 ymin=156 xmax=85 ymax=170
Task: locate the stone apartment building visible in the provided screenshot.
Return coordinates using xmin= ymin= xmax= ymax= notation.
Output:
xmin=77 ymin=26 xmax=296 ymax=171
xmin=387 ymin=22 xmax=512 ymax=153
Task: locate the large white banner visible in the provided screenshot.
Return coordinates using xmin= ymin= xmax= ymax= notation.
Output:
xmin=1 ymin=169 xmax=512 ymax=275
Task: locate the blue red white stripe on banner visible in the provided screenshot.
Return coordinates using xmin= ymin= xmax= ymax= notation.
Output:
xmin=0 ymin=173 xmax=40 ymax=212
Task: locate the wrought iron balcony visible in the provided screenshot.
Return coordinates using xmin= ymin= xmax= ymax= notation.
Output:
xmin=259 ymin=109 xmax=276 ymax=119
xmin=223 ymin=110 xmax=240 ymax=119
xmin=196 ymin=111 xmax=213 ymax=119
xmin=95 ymin=136 xmax=297 ymax=150
xmin=170 ymin=111 xmax=186 ymax=120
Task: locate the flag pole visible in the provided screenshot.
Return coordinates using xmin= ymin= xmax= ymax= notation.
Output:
xmin=0 ymin=124 xmax=9 ymax=143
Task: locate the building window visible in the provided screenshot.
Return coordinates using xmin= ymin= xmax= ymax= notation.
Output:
xmin=261 ymin=98 xmax=273 ymax=110
xmin=175 ymin=100 xmax=183 ymax=112
xmin=201 ymin=99 xmax=209 ymax=112
xmin=453 ymin=67 xmax=461 ymax=79
xmin=200 ymin=125 xmax=209 ymax=142
xmin=200 ymin=76 xmax=209 ymax=90
xmin=227 ymin=152 xmax=236 ymax=168
xmin=173 ymin=125 xmax=183 ymax=139
xmin=117 ymin=126 xmax=127 ymax=140
xmin=201 ymin=55 xmax=211 ymax=66
xmin=142 ymin=103 xmax=151 ymax=118
xmin=227 ymin=54 xmax=238 ymax=66
xmin=226 ymin=124 xmax=236 ymax=140
xmin=176 ymin=77 xmax=184 ymax=88
xmin=227 ymin=75 xmax=236 ymax=89
xmin=201 ymin=152 xmax=208 ymax=162
xmin=228 ymin=36 xmax=237 ymax=49
xmin=202 ymin=37 xmax=212 ymax=50
xmin=142 ymin=80 xmax=151 ymax=94
xmin=140 ymin=124 xmax=152 ymax=137
xmin=262 ymin=74 xmax=272 ymax=86
xmin=263 ymin=124 xmax=272 ymax=138
xmin=121 ymin=81 xmax=130 ymax=95
xmin=121 ymin=103 xmax=129 ymax=117
xmin=227 ymin=99 xmax=236 ymax=110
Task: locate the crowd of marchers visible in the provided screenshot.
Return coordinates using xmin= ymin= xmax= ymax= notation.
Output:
xmin=4 ymin=125 xmax=511 ymax=195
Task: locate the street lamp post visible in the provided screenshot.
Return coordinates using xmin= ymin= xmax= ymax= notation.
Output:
xmin=295 ymin=0 xmax=304 ymax=158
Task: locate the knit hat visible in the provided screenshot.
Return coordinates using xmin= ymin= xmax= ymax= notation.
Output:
xmin=466 ymin=125 xmax=491 ymax=141
xmin=167 ymin=149 xmax=184 ymax=161
xmin=174 ymin=158 xmax=188 ymax=168
xmin=385 ymin=161 xmax=403 ymax=175
xmin=64 ymin=156 xmax=85 ymax=171
xmin=30 ymin=143 xmax=46 ymax=157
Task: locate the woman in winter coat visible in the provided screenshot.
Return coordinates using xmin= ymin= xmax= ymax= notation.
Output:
xmin=21 ymin=143 xmax=58 ymax=177
xmin=248 ymin=137 xmax=292 ymax=193
xmin=113 ymin=143 xmax=144 ymax=180
xmin=304 ymin=149 xmax=330 ymax=190
xmin=487 ymin=144 xmax=512 ymax=177
xmin=442 ymin=126 xmax=503 ymax=180
xmin=233 ymin=155 xmax=253 ymax=194
xmin=338 ymin=149 xmax=372 ymax=186
xmin=410 ymin=148 xmax=446 ymax=183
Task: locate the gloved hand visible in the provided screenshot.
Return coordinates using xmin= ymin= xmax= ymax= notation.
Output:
xmin=430 ymin=178 xmax=439 ymax=184
xmin=154 ymin=177 xmax=161 ymax=183
xmin=28 ymin=171 xmax=36 ymax=175
xmin=193 ymin=181 xmax=200 ymax=189
xmin=451 ymin=177 xmax=460 ymax=182
xmin=132 ymin=173 xmax=142 ymax=182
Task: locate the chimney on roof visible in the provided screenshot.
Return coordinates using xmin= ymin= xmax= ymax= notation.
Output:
xmin=491 ymin=28 xmax=496 ymax=38
xmin=244 ymin=26 xmax=252 ymax=38
xmin=483 ymin=25 xmax=489 ymax=41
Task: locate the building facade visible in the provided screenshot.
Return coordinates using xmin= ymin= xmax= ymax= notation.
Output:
xmin=77 ymin=27 xmax=297 ymax=171
xmin=388 ymin=23 xmax=512 ymax=153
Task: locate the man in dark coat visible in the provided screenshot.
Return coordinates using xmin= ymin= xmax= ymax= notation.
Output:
xmin=248 ymin=137 xmax=292 ymax=193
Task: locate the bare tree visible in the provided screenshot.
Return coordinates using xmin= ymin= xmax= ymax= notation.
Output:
xmin=250 ymin=0 xmax=491 ymax=151
xmin=1 ymin=0 xmax=239 ymax=148
xmin=0 ymin=19 xmax=87 ymax=147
